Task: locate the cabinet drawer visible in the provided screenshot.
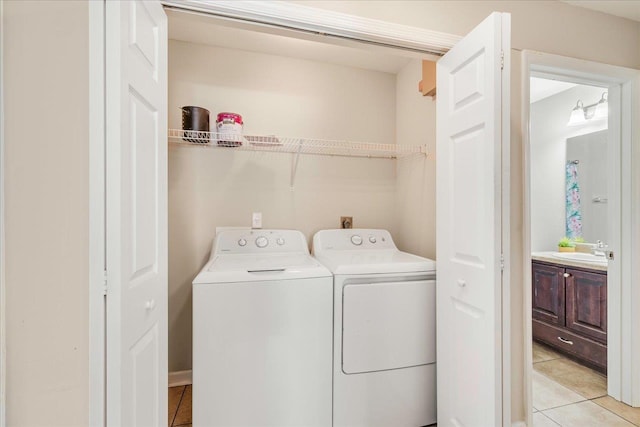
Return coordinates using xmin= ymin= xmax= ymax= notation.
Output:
xmin=533 ymin=319 xmax=607 ymax=373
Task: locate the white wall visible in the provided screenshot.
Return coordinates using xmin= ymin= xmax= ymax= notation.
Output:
xmin=168 ymin=40 xmax=398 ymax=372
xmin=395 ymin=59 xmax=436 ymax=259
xmin=3 ymin=1 xmax=89 ymax=425
xmin=530 ymin=84 xmax=608 ymax=251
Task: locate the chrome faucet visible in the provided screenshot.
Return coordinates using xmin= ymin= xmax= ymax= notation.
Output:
xmin=593 ymin=240 xmax=608 ymax=257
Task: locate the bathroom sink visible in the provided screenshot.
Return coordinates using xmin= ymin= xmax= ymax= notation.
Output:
xmin=552 ymin=252 xmax=608 ymax=265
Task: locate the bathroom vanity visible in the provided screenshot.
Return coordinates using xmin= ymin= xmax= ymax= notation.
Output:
xmin=531 ymin=253 xmax=607 ymax=373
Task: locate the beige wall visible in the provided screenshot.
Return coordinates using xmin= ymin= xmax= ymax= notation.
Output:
xmin=290 ymin=1 xmax=640 ymax=70
xmin=510 ymin=49 xmax=526 ymax=423
xmin=395 ymin=59 xmax=436 ymax=259
xmin=3 ymin=1 xmax=90 ymax=425
xmin=168 ymin=40 xmax=398 ymax=371
xmin=2 ymin=1 xmax=638 ymax=425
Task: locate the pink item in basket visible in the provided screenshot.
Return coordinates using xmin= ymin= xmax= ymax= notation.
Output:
xmin=216 ymin=112 xmax=243 ymax=147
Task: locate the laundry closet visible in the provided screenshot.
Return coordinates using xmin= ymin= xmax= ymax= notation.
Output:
xmin=165 ymin=9 xmax=437 ymax=374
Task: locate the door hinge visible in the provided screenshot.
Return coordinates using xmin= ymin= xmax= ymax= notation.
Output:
xmin=500 ymin=254 xmax=505 ymax=271
xmin=500 ymin=51 xmax=504 ymax=70
xmin=102 ymin=270 xmax=108 ymax=296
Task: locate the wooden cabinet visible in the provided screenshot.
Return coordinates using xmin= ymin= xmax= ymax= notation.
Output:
xmin=565 ymin=269 xmax=607 ymax=343
xmin=532 ymin=263 xmax=565 ymax=326
xmin=532 ymin=261 xmax=607 ymax=372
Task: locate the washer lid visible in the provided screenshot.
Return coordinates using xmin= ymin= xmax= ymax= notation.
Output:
xmin=193 ymin=253 xmax=331 ymax=284
xmin=314 ymin=249 xmax=436 ymax=275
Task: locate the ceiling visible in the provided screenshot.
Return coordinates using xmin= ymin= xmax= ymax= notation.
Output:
xmin=167 ymin=9 xmax=414 ymax=74
xmin=561 ymin=1 xmax=640 ymax=22
xmin=530 ymin=77 xmax=577 ymax=103
xmin=168 ymin=2 xmax=640 ymax=75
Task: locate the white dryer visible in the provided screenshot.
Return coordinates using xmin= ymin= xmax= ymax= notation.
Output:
xmin=192 ymin=229 xmax=333 ymax=427
xmin=313 ymin=229 xmax=437 ymax=427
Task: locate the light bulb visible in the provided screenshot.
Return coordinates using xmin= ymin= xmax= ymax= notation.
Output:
xmin=567 ymin=100 xmax=586 ymax=126
xmin=593 ymin=92 xmax=608 ymax=120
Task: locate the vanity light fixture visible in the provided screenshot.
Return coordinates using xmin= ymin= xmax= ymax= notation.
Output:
xmin=567 ymin=92 xmax=608 ymax=126
xmin=567 ymin=100 xmax=586 ymax=126
xmin=593 ymin=92 xmax=608 ymax=120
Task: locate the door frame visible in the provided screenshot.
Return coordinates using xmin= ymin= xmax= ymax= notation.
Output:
xmin=90 ymin=1 xmax=514 ymax=425
xmin=522 ymin=50 xmax=640 ymax=424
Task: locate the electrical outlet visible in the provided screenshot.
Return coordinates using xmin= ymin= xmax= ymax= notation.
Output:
xmin=340 ymin=216 xmax=353 ymax=229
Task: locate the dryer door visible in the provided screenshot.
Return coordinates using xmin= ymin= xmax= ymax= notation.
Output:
xmin=342 ymin=279 xmax=436 ymax=374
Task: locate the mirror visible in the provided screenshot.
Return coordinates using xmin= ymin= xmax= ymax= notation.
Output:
xmin=529 ymin=79 xmax=609 ymax=252
xmin=565 ymin=130 xmax=608 ymax=243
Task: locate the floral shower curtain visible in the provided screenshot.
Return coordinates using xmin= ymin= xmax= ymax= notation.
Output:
xmin=566 ymin=161 xmax=583 ymax=239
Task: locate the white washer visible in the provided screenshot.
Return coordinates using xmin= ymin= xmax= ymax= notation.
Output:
xmin=313 ymin=229 xmax=437 ymax=427
xmin=193 ymin=229 xmax=333 ymax=427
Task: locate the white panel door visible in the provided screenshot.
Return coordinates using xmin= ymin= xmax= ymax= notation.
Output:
xmin=436 ymin=12 xmax=510 ymax=427
xmin=106 ymin=1 xmax=167 ymax=425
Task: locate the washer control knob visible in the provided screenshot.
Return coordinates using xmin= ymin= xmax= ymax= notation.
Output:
xmin=238 ymin=238 xmax=247 ymax=247
xmin=255 ymin=236 xmax=268 ymax=248
xmin=276 ymin=237 xmax=285 ymax=246
xmin=369 ymin=236 xmax=377 ymax=244
xmin=351 ymin=235 xmax=363 ymax=246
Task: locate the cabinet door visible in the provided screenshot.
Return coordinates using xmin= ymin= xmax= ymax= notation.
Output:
xmin=565 ymin=269 xmax=607 ymax=343
xmin=532 ymin=262 xmax=565 ymax=326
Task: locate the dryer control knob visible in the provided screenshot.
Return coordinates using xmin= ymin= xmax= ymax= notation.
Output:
xmin=238 ymin=238 xmax=247 ymax=247
xmin=369 ymin=236 xmax=377 ymax=243
xmin=276 ymin=237 xmax=285 ymax=246
xmin=255 ymin=236 xmax=269 ymax=248
xmin=351 ymin=235 xmax=363 ymax=246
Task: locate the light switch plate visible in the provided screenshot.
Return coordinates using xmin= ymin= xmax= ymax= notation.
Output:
xmin=252 ymin=212 xmax=262 ymax=229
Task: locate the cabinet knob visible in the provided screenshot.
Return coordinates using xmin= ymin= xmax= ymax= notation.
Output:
xmin=563 ymin=273 xmax=571 ymax=278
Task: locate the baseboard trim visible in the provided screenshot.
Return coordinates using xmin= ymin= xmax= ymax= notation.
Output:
xmin=512 ymin=421 xmax=527 ymax=427
xmin=168 ymin=370 xmax=192 ymax=387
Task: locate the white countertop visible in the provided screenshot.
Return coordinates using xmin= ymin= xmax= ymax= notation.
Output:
xmin=531 ymin=251 xmax=608 ymax=272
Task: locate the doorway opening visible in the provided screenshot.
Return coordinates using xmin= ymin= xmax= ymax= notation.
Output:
xmin=523 ymin=51 xmax=640 ymax=426
xmin=164 ymin=6 xmax=441 ymax=427
xmin=529 ymin=76 xmax=613 ymax=423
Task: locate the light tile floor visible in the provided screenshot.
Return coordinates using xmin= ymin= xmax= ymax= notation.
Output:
xmin=168 ymin=344 xmax=640 ymax=427
xmin=532 ymin=341 xmax=640 ymax=426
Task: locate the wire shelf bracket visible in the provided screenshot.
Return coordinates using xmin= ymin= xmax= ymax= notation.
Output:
xmin=290 ymin=139 xmax=304 ymax=189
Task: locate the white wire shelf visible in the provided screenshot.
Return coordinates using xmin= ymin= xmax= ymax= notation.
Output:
xmin=168 ymin=129 xmax=428 ymax=159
